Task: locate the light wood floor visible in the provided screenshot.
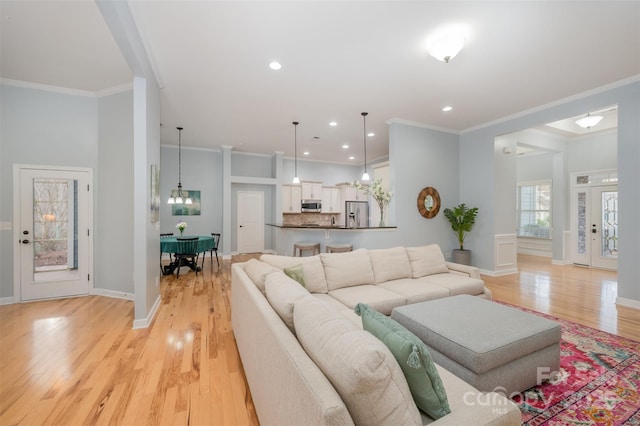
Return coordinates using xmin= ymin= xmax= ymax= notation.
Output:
xmin=1 ymin=254 xmax=638 ymax=425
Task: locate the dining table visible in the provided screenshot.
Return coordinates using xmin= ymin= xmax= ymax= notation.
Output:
xmin=161 ymin=235 xmax=215 ymax=275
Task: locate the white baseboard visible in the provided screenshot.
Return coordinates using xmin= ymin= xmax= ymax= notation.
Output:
xmin=0 ymin=296 xmax=14 ymax=305
xmin=616 ymin=297 xmax=640 ymax=310
xmin=132 ymin=294 xmax=161 ymax=329
xmin=229 ymin=249 xmax=275 ymax=257
xmin=91 ymin=288 xmax=135 ymax=301
xmin=551 ymin=259 xmax=572 ymax=266
xmin=479 ymin=268 xmax=519 ymax=277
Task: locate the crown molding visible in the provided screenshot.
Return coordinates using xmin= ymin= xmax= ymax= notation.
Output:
xmin=386 ymin=117 xmax=459 ymax=135
xmin=1 ymin=78 xmax=133 ymax=98
xmin=0 ymin=78 xmax=96 ymax=97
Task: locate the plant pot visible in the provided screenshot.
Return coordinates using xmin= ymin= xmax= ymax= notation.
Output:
xmin=452 ymin=249 xmax=471 ymax=265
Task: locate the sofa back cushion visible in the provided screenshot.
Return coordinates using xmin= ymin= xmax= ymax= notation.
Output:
xmin=243 ymin=258 xmax=277 ymax=294
xmin=406 ymin=244 xmax=449 ymax=278
xmin=368 ymin=247 xmax=412 ymax=283
xmin=320 ymin=249 xmax=375 ymax=291
xmin=265 ymin=271 xmax=310 ymax=333
xmin=294 ymin=296 xmax=422 ymax=426
xmin=260 ymin=254 xmax=328 ymax=293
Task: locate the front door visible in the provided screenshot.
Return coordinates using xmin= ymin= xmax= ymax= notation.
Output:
xmin=590 ymin=186 xmax=618 ymax=270
xmin=16 ymin=166 xmax=92 ymax=301
xmin=236 ymin=191 xmax=264 ymax=253
xmin=571 ymin=184 xmax=618 ymax=270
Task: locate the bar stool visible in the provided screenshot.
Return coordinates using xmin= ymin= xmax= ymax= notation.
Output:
xmin=293 ymin=241 xmax=321 ymax=257
xmin=326 ymin=243 xmax=353 ymax=253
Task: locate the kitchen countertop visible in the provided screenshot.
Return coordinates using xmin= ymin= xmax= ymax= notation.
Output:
xmin=267 ymin=224 xmax=396 ymax=230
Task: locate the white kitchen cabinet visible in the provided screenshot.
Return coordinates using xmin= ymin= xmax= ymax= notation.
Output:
xmin=340 ymin=184 xmax=368 ymax=202
xmin=321 ymin=187 xmax=341 ymax=213
xmin=282 ymin=185 xmax=302 ymax=213
xmin=301 ymin=182 xmax=322 ymax=200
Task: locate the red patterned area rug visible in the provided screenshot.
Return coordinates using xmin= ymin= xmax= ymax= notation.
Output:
xmin=498 ymin=302 xmax=640 ymax=425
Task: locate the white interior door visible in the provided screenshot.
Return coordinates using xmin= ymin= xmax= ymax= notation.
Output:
xmin=237 ymin=191 xmax=264 ymax=253
xmin=16 ymin=167 xmax=92 ymax=301
xmin=571 ymin=184 xmax=617 ymax=270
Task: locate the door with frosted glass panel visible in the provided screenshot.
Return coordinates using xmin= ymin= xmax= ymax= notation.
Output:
xmin=571 ymin=185 xmax=618 ymax=270
xmin=18 ymin=168 xmax=92 ymax=300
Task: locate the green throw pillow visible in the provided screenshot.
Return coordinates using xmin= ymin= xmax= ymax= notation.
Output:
xmin=283 ymin=264 xmax=306 ymax=287
xmin=354 ymin=303 xmax=451 ymax=419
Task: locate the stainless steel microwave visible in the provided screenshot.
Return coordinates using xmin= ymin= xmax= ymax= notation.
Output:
xmin=301 ymin=200 xmax=322 ymax=212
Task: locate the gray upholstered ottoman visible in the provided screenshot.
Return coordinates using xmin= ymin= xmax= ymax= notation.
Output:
xmin=391 ymin=294 xmax=561 ymax=396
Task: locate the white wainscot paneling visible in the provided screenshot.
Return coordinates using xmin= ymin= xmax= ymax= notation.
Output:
xmin=494 ymin=234 xmax=518 ymax=275
xmin=517 ymin=237 xmax=552 ymax=257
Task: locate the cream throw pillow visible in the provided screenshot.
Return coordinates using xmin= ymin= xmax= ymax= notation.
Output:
xmin=320 ymin=249 xmax=375 ymax=291
xmin=368 ymin=246 xmax=412 ymax=283
xmin=294 ymin=296 xmax=422 ymax=426
xmin=406 ymin=244 xmax=449 ymax=278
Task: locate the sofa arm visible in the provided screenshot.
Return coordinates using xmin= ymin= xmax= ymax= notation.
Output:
xmin=446 ymin=262 xmax=481 ymax=279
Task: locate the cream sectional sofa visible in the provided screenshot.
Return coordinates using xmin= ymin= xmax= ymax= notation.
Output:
xmin=231 ymin=245 xmax=521 ymax=425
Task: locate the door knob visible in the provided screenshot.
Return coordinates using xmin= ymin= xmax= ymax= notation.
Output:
xmin=21 ymin=239 xmax=30 ymax=244
xmin=22 ymin=230 xmax=29 ymax=235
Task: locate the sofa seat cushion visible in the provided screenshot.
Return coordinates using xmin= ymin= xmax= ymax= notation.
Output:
xmin=321 ymin=249 xmax=375 ymax=291
xmin=243 ymin=259 xmax=278 ymax=294
xmin=261 ymin=254 xmax=328 ymax=294
xmin=417 ymin=273 xmax=485 ymax=296
xmin=329 ymin=285 xmax=406 ymax=316
xmin=294 ymin=296 xmax=422 ymax=426
xmin=264 ymin=271 xmax=311 ymax=333
xmin=406 ymin=244 xmax=449 ymax=278
xmin=377 ymin=279 xmax=450 ymax=304
xmin=368 ymin=247 xmax=412 ymax=283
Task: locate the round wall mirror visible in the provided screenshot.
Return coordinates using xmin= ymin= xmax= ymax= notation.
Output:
xmin=417 ymin=187 xmax=441 ymax=219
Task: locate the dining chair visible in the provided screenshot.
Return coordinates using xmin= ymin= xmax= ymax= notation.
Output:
xmin=202 ymin=233 xmax=221 ymax=270
xmin=160 ymin=233 xmax=174 ymax=274
xmin=174 ymin=237 xmax=200 ymax=278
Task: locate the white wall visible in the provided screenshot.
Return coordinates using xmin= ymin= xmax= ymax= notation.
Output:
xmin=0 ymin=84 xmax=98 ymax=299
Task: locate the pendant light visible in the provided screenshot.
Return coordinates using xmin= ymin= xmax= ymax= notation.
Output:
xmin=292 ymin=121 xmax=300 ymax=184
xmin=167 ymin=126 xmax=193 ymax=205
xmin=361 ymin=112 xmax=370 ymax=182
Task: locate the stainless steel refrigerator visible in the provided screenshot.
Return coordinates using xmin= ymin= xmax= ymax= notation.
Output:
xmin=345 ymin=201 xmax=369 ymax=228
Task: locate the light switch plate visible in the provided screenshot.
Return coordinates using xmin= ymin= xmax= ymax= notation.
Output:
xmin=0 ymin=222 xmax=12 ymax=231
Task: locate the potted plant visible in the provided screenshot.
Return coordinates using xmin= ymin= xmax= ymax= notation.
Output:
xmin=443 ymin=203 xmax=479 ymax=265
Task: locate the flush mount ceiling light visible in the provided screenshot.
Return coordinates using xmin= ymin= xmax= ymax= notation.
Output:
xmin=426 ymin=24 xmax=470 ymax=63
xmin=167 ymin=127 xmax=192 ymax=205
xmin=361 ymin=112 xmax=370 ymax=182
xmin=575 ymin=112 xmax=603 ymax=129
xmin=292 ymin=121 xmax=300 ymax=184
xmin=269 ymin=61 xmax=282 ymax=70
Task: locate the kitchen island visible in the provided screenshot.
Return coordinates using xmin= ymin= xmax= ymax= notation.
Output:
xmin=266 ymin=223 xmax=397 ymax=256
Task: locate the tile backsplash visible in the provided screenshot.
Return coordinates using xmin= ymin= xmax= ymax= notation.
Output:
xmin=283 ymin=213 xmax=339 ymax=227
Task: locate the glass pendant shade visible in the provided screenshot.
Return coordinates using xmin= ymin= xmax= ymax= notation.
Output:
xmin=361 ymin=172 xmax=370 ymax=181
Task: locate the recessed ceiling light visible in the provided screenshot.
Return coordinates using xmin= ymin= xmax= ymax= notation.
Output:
xmin=269 ymin=61 xmax=282 ymax=70
xmin=329 ymin=121 xmax=338 ymax=127
xmin=342 ymin=144 xmax=349 ymax=149
xmin=442 ymin=106 xmax=453 ymax=112
xmin=303 ymin=151 xmax=310 ymax=156
xmin=349 ymin=156 xmax=355 ymax=160
xmin=367 ymin=132 xmax=375 ymax=137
